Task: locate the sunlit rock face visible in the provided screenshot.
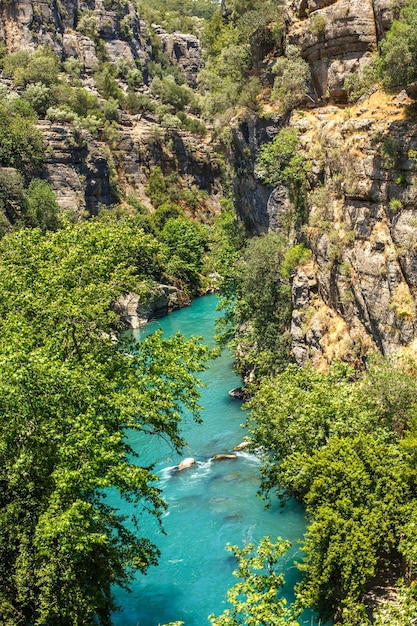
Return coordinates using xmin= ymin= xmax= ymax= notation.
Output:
xmin=152 ymin=25 xmax=202 ymax=88
xmin=285 ymin=0 xmax=397 ymax=101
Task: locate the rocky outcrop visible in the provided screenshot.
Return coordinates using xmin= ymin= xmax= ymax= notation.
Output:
xmin=36 ymin=112 xmax=222 ymax=217
xmin=152 ymin=25 xmax=202 ymax=87
xmin=0 ymin=0 xmax=151 ymax=71
xmin=0 ymin=0 xmax=222 ymax=217
xmin=38 ymin=121 xmax=113 ymax=216
xmin=232 ymin=88 xmax=417 ymax=367
xmin=115 ymin=116 xmax=223 ymax=209
xmin=114 ymin=284 xmax=191 ymax=329
xmin=285 ymin=0 xmax=399 ymax=101
xmin=233 ymin=441 xmax=250 ymax=451
xmin=177 ymin=457 xmax=196 ymax=470
xmin=231 ymin=111 xmax=288 ymax=235
xmin=290 ymin=93 xmax=417 ymax=365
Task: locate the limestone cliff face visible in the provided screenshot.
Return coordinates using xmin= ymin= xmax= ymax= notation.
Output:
xmin=285 ymin=0 xmax=402 ymax=101
xmin=0 ymin=0 xmax=220 ymax=218
xmin=38 ymin=120 xmax=113 ymax=216
xmin=291 ymin=94 xmax=417 ymax=366
xmin=0 ymin=0 xmax=201 ymax=83
xmin=230 ymin=112 xmax=283 ymax=235
xmin=0 ymin=0 xmax=150 ymax=70
xmin=152 ymin=25 xmax=202 ymax=88
xmin=231 ymin=1 xmax=417 ymax=367
xmin=232 ymin=0 xmax=403 ymax=235
xmin=233 ymin=91 xmax=417 ymax=367
xmin=34 ymin=114 xmax=222 ymax=218
xmin=114 ymin=284 xmax=191 ymax=329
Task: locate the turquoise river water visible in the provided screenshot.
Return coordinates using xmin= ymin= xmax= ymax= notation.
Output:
xmin=111 ymin=294 xmax=322 ymax=626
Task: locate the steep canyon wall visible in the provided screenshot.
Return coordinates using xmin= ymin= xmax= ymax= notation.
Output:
xmin=231 ymin=0 xmax=417 ymax=367
xmin=1 ymin=0 xmax=416 ymax=363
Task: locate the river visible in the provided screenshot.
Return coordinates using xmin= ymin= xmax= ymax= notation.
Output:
xmin=111 ymin=294 xmax=319 ymax=626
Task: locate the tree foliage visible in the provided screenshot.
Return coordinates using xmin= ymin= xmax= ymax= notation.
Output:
xmin=161 ymin=216 xmax=209 ymax=292
xmin=2 ymin=45 xmax=60 ymax=87
xmin=231 ymin=232 xmax=294 ymax=378
xmin=271 ymin=45 xmax=311 ymax=112
xmin=255 ymin=127 xmax=310 ymax=223
xmin=244 ymin=357 xmax=417 ymax=621
xmin=282 ymin=435 xmax=411 ymax=620
xmin=379 ymin=0 xmax=417 ymax=90
xmin=0 ymin=217 xmax=209 ymax=625
xmin=0 ymin=100 xmax=43 ymax=174
xmin=199 ymin=1 xmax=284 ymax=120
xmin=209 ymin=537 xmax=300 ymax=626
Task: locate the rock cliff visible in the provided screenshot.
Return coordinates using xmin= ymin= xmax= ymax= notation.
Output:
xmin=290 ymin=93 xmax=417 ymax=366
xmin=1 ymin=0 xmax=416 ymax=363
xmin=0 ymin=0 xmax=218 ymax=219
xmin=285 ymin=0 xmax=402 ymax=101
xmin=230 ymin=0 xmax=417 ymax=367
xmin=233 ymin=94 xmax=417 ymax=365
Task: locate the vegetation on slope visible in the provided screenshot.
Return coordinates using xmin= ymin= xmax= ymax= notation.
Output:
xmin=1 ymin=0 xmax=417 ymax=623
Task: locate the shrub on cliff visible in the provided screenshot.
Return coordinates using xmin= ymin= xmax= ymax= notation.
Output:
xmin=151 ymin=74 xmax=197 ymax=111
xmin=255 ymin=127 xmax=310 ymax=225
xmin=2 ymin=46 xmax=60 ymax=87
xmin=23 ymin=179 xmax=61 ymax=232
xmin=199 ymin=1 xmax=284 ymax=120
xmin=271 ymin=45 xmax=311 ymax=112
xmin=379 ymin=0 xmax=417 ymax=90
xmin=0 ymin=101 xmax=43 ymax=175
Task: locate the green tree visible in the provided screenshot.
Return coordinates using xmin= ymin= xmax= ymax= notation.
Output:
xmin=2 ymin=46 xmax=60 ymax=87
xmin=23 ymin=82 xmax=52 ymax=116
xmin=23 ymin=178 xmax=61 ymax=232
xmin=94 ymin=64 xmax=123 ymax=101
xmin=231 ymin=233 xmax=294 ymax=377
xmin=0 ymin=167 xmax=26 ymax=226
xmin=283 ymin=435 xmax=411 ymax=621
xmin=255 ymin=127 xmax=310 ymax=224
xmin=209 ymin=537 xmax=300 ymax=626
xmin=245 ymin=363 xmax=381 ymax=495
xmin=211 ymin=205 xmax=246 ymax=348
xmin=245 ymin=359 xmax=417 ymax=621
xmin=151 ymin=74 xmax=195 ymax=111
xmin=0 ymin=217 xmax=209 ymax=625
xmin=161 ymin=216 xmax=209 ymax=291
xmin=0 ymin=101 xmax=43 ymax=174
xmin=358 ymin=355 xmax=417 ymax=436
xmin=271 ymin=45 xmax=311 ymax=112
xmin=379 ymin=0 xmax=417 ymax=90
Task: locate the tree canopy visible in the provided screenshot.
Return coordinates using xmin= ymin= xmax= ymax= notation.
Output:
xmin=244 ymin=359 xmax=417 ymax=622
xmin=379 ymin=0 xmax=417 ymax=90
xmin=0 ymin=216 xmax=209 ymax=625
xmin=209 ymin=537 xmax=300 ymax=626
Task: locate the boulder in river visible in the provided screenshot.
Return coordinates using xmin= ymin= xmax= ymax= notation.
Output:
xmin=212 ymin=454 xmax=237 ymax=461
xmin=233 ymin=441 xmax=250 ymax=451
xmin=228 ymin=387 xmax=250 ymax=400
xmin=177 ymin=457 xmax=196 ymax=470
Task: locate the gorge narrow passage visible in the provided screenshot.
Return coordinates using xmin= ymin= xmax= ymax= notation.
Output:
xmin=111 ymin=294 xmax=313 ymax=626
